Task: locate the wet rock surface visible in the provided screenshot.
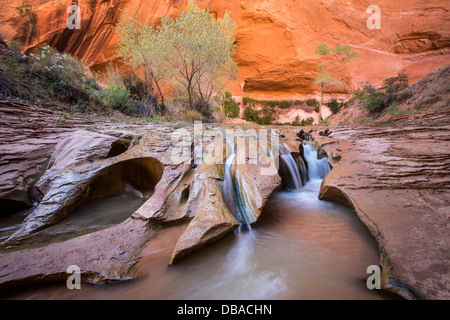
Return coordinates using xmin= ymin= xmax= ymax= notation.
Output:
xmin=0 ymin=102 xmax=92 ymax=209
xmin=0 ymin=218 xmax=161 ymax=290
xmin=0 ymin=108 xmax=283 ymax=290
xmin=0 ymin=103 xmax=448 ymax=299
xmin=231 ymin=135 xmax=282 ymax=224
xmin=169 ymin=161 xmax=239 ymax=264
xmin=314 ymin=125 xmax=450 ymax=299
xmin=0 ymin=102 xmax=186 ymax=288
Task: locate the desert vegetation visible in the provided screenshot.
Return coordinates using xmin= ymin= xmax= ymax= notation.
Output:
xmin=314 ymin=42 xmax=360 ymax=121
xmin=0 ymin=2 xmax=238 ymax=123
xmin=115 ymin=2 xmax=237 ymax=120
xmin=352 ymin=72 xmax=411 ymax=115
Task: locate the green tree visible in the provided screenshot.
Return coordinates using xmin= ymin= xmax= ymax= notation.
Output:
xmin=115 ymin=10 xmax=167 ymax=114
xmin=381 ymin=72 xmax=409 ymax=96
xmin=314 ymin=43 xmax=360 ymax=122
xmin=158 ymin=1 xmax=237 ymax=111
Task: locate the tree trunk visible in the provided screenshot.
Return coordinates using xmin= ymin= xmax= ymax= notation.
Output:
xmin=319 ymin=82 xmax=324 ymax=124
xmin=152 ymin=77 xmax=165 ymax=115
xmin=187 ymin=81 xmax=193 ymax=110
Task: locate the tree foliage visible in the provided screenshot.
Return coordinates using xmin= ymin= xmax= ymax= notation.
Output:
xmin=223 ymin=92 xmax=240 ymax=118
xmin=16 ymin=1 xmax=39 ymax=45
xmin=327 ymin=99 xmax=341 ymax=114
xmin=314 ymin=42 xmax=360 ymax=121
xmin=243 ymin=106 xmax=273 ymax=125
xmin=115 ymin=9 xmax=168 ymax=115
xmin=115 ymin=1 xmax=237 ymax=117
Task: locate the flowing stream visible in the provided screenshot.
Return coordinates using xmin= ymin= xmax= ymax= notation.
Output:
xmin=3 ymin=143 xmax=386 ymax=300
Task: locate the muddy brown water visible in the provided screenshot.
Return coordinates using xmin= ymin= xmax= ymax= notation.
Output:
xmin=1 ymin=178 xmax=388 ymax=300
xmin=0 ymin=193 xmax=148 ymax=252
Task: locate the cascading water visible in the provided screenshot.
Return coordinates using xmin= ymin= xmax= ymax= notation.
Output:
xmin=281 ymin=153 xmax=303 ymax=190
xmin=222 ymin=134 xmax=252 ymax=230
xmin=279 ymin=144 xmax=309 ymax=190
xmin=7 ymin=138 xmax=382 ymax=300
xmin=303 ymin=143 xmax=330 ymax=180
xmin=223 ymin=138 xmax=237 ymax=211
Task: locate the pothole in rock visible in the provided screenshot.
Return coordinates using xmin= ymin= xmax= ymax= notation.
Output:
xmin=3 ymin=157 xmax=164 ymax=251
xmin=107 ymin=139 xmax=131 ymax=158
xmin=5 ymin=193 xmax=148 ymax=250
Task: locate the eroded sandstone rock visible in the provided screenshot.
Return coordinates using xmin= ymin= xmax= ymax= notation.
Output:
xmin=314 ymin=126 xmax=450 ymax=300
xmin=1 ymin=1 xmax=449 ymax=98
xmin=170 ymin=161 xmax=239 ymax=264
xmin=46 ymin=129 xmax=130 ymax=171
xmin=0 ymin=113 xmax=190 ymax=289
xmin=0 ymin=101 xmax=101 ymax=210
xmin=0 ymin=216 xmax=161 ymax=290
xmin=6 ymin=153 xmax=165 ymax=242
xmin=231 ymin=134 xmax=282 ymax=224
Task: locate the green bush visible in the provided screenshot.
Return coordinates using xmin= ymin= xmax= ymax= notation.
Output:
xmin=27 ymin=45 xmax=102 ymax=109
xmin=365 ymin=90 xmax=388 ymax=114
xmin=102 ymin=65 xmax=134 ymax=113
xmin=352 ymin=86 xmax=367 ymax=101
xmin=327 ymin=99 xmax=340 ymax=114
xmin=382 ymin=72 xmax=409 ymax=96
xmin=301 ymin=117 xmax=315 ymax=126
xmin=0 ymin=41 xmax=167 ymax=117
xmin=291 ymin=115 xmax=314 ymax=126
xmin=104 ymin=83 xmax=131 ymax=111
xmin=397 ymin=89 xmax=413 ymax=102
xmin=0 ymin=41 xmax=23 ymax=97
xmin=278 ymin=100 xmax=293 ymax=109
xmin=223 ymin=92 xmax=240 ymax=118
xmin=306 ymin=98 xmax=319 ymax=107
xmin=266 ymin=100 xmax=276 ymax=108
xmin=291 ymin=115 xmax=301 ymax=126
xmin=388 ymin=103 xmax=408 ymax=116
xmin=243 ymin=106 xmax=273 ymax=125
xmin=3 ymin=41 xmax=21 ymax=80
xmin=243 ymin=107 xmax=260 ymax=123
xmin=243 ymin=97 xmax=258 ymax=106
xmin=354 ymin=73 xmax=410 ymax=115
xmin=243 ymin=97 xmax=293 ymax=110
xmin=259 ymin=114 xmax=273 ymax=125
xmin=1 ymin=41 xmax=102 ymax=106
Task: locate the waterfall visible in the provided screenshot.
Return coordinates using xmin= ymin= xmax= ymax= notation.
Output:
xmin=280 ymin=144 xmax=308 ymax=190
xmin=303 ymin=144 xmax=330 ymax=180
xmin=280 ymin=143 xmax=330 ymax=191
xmin=281 ymin=154 xmax=302 ymax=190
xmin=223 ymin=139 xmax=237 ymax=211
xmin=222 ymin=135 xmax=252 ymax=231
xmin=298 ymin=156 xmax=308 ymax=186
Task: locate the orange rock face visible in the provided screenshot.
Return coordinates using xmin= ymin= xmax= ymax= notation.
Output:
xmin=1 ymin=0 xmax=449 ymax=99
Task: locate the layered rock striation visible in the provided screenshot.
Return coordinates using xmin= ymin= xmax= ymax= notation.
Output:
xmin=314 ymin=125 xmax=450 ymax=300
xmin=1 ymin=0 xmax=449 ymax=99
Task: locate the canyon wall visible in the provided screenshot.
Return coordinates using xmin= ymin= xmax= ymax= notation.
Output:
xmin=1 ymin=0 xmax=449 ymax=99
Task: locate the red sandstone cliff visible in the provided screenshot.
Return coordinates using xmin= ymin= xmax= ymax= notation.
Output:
xmin=1 ymin=0 xmax=449 ymax=99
